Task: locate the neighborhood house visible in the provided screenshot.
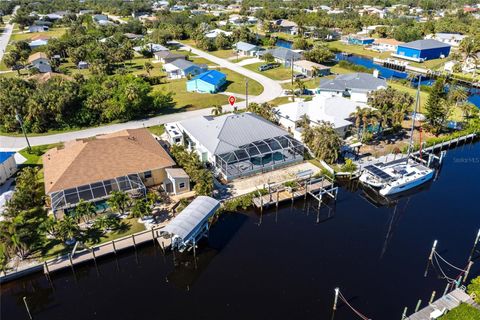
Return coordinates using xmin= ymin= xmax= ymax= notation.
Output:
xmin=28 ymin=52 xmax=52 ymax=73
xmin=186 ymin=70 xmax=226 ymax=93
xmin=234 ymin=41 xmax=262 ymax=57
xmin=42 ymin=129 xmax=177 ymax=218
xmin=163 ymin=59 xmax=207 ymax=79
xmin=293 ymin=60 xmax=331 ymax=77
xmin=165 ymin=113 xmax=305 ymax=181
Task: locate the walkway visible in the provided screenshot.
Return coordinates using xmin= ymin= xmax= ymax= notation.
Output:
xmin=0 ymin=42 xmax=283 ymax=149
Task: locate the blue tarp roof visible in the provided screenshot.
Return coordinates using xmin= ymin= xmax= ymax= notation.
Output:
xmin=190 ymin=70 xmax=226 ymax=85
xmin=0 ymin=152 xmax=15 ymax=165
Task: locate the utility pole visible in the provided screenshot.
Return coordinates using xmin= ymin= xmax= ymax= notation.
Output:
xmin=15 ymin=111 xmax=31 ymax=152
xmin=245 ymin=78 xmax=249 ymax=108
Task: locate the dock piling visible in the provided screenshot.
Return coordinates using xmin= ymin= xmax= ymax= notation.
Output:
xmin=23 ymin=296 xmax=33 ymax=320
xmin=401 ymin=307 xmax=408 ymax=320
xmin=132 ymin=234 xmax=137 ymax=249
xmin=112 ymin=240 xmax=117 ymax=255
xmin=333 ymin=288 xmax=339 ymax=311
xmin=464 ymin=261 xmax=474 ymax=283
xmin=429 ymin=291 xmax=436 ymax=304
xmin=415 ymin=299 xmax=422 ymax=312
xmin=443 ymin=282 xmax=450 ymax=296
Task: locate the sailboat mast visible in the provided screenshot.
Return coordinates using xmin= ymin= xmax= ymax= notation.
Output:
xmin=406 ymin=74 xmax=422 ymax=162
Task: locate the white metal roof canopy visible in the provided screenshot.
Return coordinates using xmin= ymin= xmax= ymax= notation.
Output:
xmin=161 ymin=196 xmax=220 ymax=244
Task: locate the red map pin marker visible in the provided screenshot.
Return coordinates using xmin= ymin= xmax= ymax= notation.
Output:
xmin=228 ymin=95 xmax=236 ymax=106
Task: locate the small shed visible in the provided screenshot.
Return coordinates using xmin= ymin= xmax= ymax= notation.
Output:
xmin=160 ymin=196 xmax=220 ymax=251
xmin=0 ymin=152 xmax=17 ymax=185
xmin=164 ymin=168 xmax=190 ymax=195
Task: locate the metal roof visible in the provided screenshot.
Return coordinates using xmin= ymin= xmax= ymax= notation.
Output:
xmin=0 ymin=152 xmax=15 ymax=165
xmin=235 ymin=41 xmax=259 ymax=52
xmin=264 ymin=47 xmax=303 ymax=61
xmin=177 ymin=113 xmax=289 ymax=155
xmin=161 ymin=196 xmax=220 ymax=241
xmin=399 ymin=39 xmax=451 ymax=50
xmin=318 ymin=72 xmax=387 ymax=92
xmin=189 ymin=69 xmax=226 ymax=85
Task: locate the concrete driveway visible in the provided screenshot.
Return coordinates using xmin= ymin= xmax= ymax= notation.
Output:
xmin=0 ymin=42 xmax=283 ymax=149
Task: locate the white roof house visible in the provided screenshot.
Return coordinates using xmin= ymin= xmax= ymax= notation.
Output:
xmin=166 ymin=113 xmax=304 ymax=181
xmin=205 ymin=29 xmax=233 ymax=39
xmin=275 ymin=95 xmax=369 ymax=139
xmin=425 ymin=33 xmax=467 ymax=47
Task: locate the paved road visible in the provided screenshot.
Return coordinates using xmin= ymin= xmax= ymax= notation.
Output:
xmin=0 ymin=6 xmax=19 ymax=62
xmin=0 ymin=42 xmax=283 ymax=149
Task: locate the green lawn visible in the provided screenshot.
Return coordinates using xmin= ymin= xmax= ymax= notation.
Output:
xmin=19 ymin=143 xmax=64 ymax=165
xmin=269 ymin=96 xmax=292 ymax=106
xmin=152 ymin=79 xmax=235 ymax=111
xmin=282 ymin=78 xmax=321 ymax=90
xmin=330 ymin=65 xmax=355 ymax=74
xmin=327 ymin=40 xmax=391 ymax=59
xmin=244 ymin=62 xmax=297 ymax=81
xmin=147 ymin=124 xmax=165 ymax=136
xmin=388 ymin=81 xmax=429 ymax=113
xmin=10 ymin=27 xmax=67 ymax=42
xmin=219 ymin=67 xmax=264 ymax=96
xmin=189 ymin=56 xmax=218 ymax=66
xmin=439 ymin=303 xmax=480 ymax=320
xmin=209 ymin=49 xmax=236 ymax=59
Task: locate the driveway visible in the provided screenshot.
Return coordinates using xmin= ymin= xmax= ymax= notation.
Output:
xmin=0 ymin=42 xmax=283 ymax=149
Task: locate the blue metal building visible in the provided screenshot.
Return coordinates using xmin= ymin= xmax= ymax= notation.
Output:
xmin=393 ymin=39 xmax=451 ymax=62
xmin=186 ymin=70 xmax=227 ymax=93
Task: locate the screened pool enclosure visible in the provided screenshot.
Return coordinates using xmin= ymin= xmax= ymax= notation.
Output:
xmin=50 ymin=174 xmax=146 ymax=212
xmin=214 ymin=135 xmax=304 ymax=181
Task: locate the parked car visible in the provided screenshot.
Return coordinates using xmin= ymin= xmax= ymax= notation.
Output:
xmin=258 ymin=63 xmax=279 ymax=71
xmin=293 ymin=74 xmax=307 ymax=80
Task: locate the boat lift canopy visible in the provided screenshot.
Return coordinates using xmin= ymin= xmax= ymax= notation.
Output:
xmin=160 ymin=196 xmax=220 ymax=251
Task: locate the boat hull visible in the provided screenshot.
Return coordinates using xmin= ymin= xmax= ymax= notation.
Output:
xmin=379 ymin=170 xmax=434 ymax=196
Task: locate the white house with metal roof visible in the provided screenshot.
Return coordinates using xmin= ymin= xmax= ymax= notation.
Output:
xmin=316 ymin=72 xmax=387 ymax=103
xmin=260 ymin=47 xmax=303 ymax=67
xmin=165 ymin=113 xmax=305 ymax=181
xmin=275 ymin=95 xmax=368 ymax=139
xmin=425 ymin=33 xmax=466 ymax=47
xmin=163 ymin=59 xmax=207 ymax=79
xmin=234 ymin=41 xmax=261 ymax=56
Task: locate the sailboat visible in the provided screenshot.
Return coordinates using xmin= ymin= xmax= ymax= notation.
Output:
xmin=359 ymin=76 xmax=435 ymax=196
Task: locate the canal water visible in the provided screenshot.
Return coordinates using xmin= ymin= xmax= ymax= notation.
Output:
xmin=335 ymin=53 xmax=480 ymax=108
xmin=2 ymin=142 xmax=480 ymax=320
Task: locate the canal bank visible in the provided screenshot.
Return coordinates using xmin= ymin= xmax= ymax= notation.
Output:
xmin=1 ymin=142 xmax=479 ymax=320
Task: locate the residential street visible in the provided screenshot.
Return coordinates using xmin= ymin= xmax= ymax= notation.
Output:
xmin=0 ymin=42 xmax=283 ymax=149
xmin=0 ymin=6 xmax=19 ymax=62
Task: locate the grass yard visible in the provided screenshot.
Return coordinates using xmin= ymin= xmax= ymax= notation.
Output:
xmin=218 ymin=67 xmax=264 ymax=96
xmin=209 ymin=49 xmax=236 ymax=59
xmin=269 ymin=96 xmax=292 ymax=106
xmin=10 ymin=27 xmax=68 ymax=42
xmin=439 ymin=303 xmax=480 ymax=320
xmin=147 ymin=124 xmax=165 ymax=136
xmin=152 ymin=79 xmax=235 ymax=111
xmin=388 ymin=81 xmax=429 ymax=113
xmin=19 ymin=143 xmax=64 ymax=166
xmin=189 ymin=56 xmax=218 ymax=66
xmin=243 ymin=62 xmax=296 ymax=81
xmin=282 ymin=77 xmax=321 ymax=90
xmin=327 ymin=40 xmax=391 ymax=59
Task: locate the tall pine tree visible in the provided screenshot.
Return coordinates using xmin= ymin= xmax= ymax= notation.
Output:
xmin=425 ymin=77 xmax=450 ymax=136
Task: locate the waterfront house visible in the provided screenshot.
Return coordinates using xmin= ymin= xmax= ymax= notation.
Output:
xmin=163 ymin=59 xmax=207 ymax=79
xmin=154 ymin=51 xmax=186 ymax=64
xmin=0 ymin=152 xmax=17 ymax=185
xmin=371 ymin=38 xmax=404 ymax=52
xmin=424 ymin=33 xmax=466 ymax=47
xmin=234 ymin=41 xmax=261 ymax=57
xmin=186 ymin=70 xmax=226 ymax=93
xmin=275 ymin=95 xmax=367 ymax=139
xmin=273 ymin=19 xmax=298 ymax=35
xmin=293 ymin=60 xmax=331 ymax=77
xmin=260 ymin=47 xmax=303 ymax=67
xmin=342 ymin=34 xmax=375 ymax=46
xmin=27 ymin=52 xmax=51 ymax=73
xmin=392 ymin=39 xmax=451 ymax=62
xmin=42 ymin=128 xmax=176 ymax=218
xmin=317 ymin=72 xmax=387 ymax=103
xmin=165 ymin=113 xmax=304 ymax=181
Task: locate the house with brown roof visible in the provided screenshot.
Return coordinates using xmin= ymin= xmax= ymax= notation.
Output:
xmin=372 ymin=38 xmax=405 ymax=52
xmin=293 ymin=60 xmax=331 ymax=77
xmin=27 ymin=52 xmax=51 ymax=73
xmin=43 ymin=128 xmax=177 ymax=217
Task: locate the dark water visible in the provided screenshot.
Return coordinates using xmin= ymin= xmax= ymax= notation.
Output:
xmin=335 ymin=53 xmax=480 ymax=108
xmin=2 ymin=143 xmax=480 ymax=320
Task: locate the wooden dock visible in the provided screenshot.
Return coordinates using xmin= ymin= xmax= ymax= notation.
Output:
xmin=406 ymin=288 xmax=477 ymax=320
xmin=44 ymin=225 xmax=171 ymax=274
xmin=252 ymin=176 xmax=337 ymax=208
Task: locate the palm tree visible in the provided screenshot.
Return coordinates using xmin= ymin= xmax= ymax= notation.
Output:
xmin=143 ymin=61 xmax=153 ymax=76
xmin=211 ymin=104 xmax=223 ymax=116
xmin=448 ymin=86 xmax=468 ymax=107
xmin=296 ymin=114 xmax=310 ymax=129
xmin=130 ymin=198 xmax=152 ymax=219
xmin=460 ymin=38 xmax=479 ymax=76
xmin=294 ymin=78 xmax=306 ymax=96
xmin=56 ymin=216 xmax=80 ymax=243
xmin=350 ymin=107 xmax=369 ymax=139
xmin=107 ymin=191 xmax=130 ymax=216
xmin=73 ymin=200 xmax=96 ymax=224
xmin=306 ymin=122 xmax=343 ymax=163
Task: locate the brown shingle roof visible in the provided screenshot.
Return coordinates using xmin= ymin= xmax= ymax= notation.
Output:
xmin=27 ymin=52 xmax=48 ymax=64
xmin=43 ymin=128 xmax=175 ymax=194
